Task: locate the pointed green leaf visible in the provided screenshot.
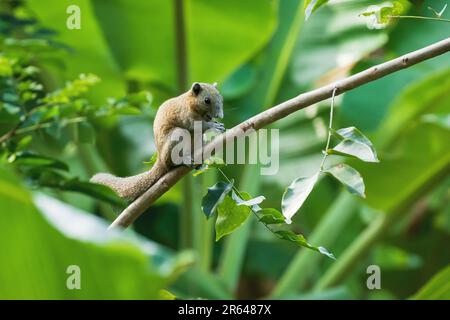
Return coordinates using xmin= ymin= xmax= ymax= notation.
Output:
xmin=201 ymin=181 xmax=233 ymax=219
xmin=326 ymin=163 xmax=366 ymax=198
xmin=282 ymin=173 xmax=319 ymax=224
xmin=40 ymin=171 xmax=126 ymax=207
xmin=16 ymin=135 xmax=33 ymax=151
xmin=331 ymin=126 xmax=378 ymax=162
xmin=61 ymin=179 xmax=127 ymax=207
xmin=258 ymin=208 xmax=285 ymax=225
xmin=275 ymin=230 xmax=335 ymax=259
xmin=360 ymin=2 xmax=403 ymax=28
xmin=11 ymin=152 xmax=69 ymax=171
xmin=328 ymin=141 xmax=378 ymax=162
xmin=333 ymin=127 xmax=374 ymax=147
xmin=412 ymin=265 xmax=450 ymax=299
xmin=304 ymin=0 xmax=329 ymax=20
xmin=113 ymin=106 xmax=142 ymax=115
xmin=158 ymin=289 xmax=177 ymax=300
xmin=379 ymin=1 xmax=403 ymax=23
xmin=215 ymin=192 xmax=252 ymax=241
xmin=0 ymin=165 xmax=179 ymax=299
xmin=231 ymin=191 xmax=265 ymax=207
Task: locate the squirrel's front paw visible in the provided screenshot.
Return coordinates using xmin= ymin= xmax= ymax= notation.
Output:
xmin=210 ymin=121 xmax=225 ymax=133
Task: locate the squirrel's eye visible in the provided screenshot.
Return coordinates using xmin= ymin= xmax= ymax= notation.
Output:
xmin=204 ymin=97 xmax=211 ymax=104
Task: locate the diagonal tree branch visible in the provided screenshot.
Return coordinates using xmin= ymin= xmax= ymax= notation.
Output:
xmin=110 ymin=37 xmax=450 ymax=229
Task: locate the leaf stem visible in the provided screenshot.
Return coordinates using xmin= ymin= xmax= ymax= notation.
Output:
xmin=319 ymin=87 xmax=338 ymax=172
xmin=389 ymin=15 xmax=450 ymax=23
xmin=0 ymin=122 xmax=22 ymax=144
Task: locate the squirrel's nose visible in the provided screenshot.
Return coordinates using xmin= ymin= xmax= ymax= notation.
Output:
xmin=216 ymin=110 xmax=224 ymax=119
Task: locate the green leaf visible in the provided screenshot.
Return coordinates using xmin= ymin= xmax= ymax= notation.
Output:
xmin=61 ymin=179 xmax=127 ymax=207
xmin=16 ymin=135 xmax=33 ymax=151
xmin=329 ymin=141 xmax=379 ymax=163
xmin=158 ymin=289 xmax=177 ymax=300
xmin=281 ymin=173 xmax=319 ymax=224
xmin=412 ymin=265 xmax=450 ymax=300
xmin=113 ymin=106 xmax=142 ymax=116
xmin=282 ymin=286 xmax=351 ymax=300
xmin=275 ymin=230 xmax=335 ymax=259
xmin=192 ymin=156 xmax=226 ymax=177
xmin=215 ymin=192 xmax=252 ymax=241
xmin=360 ymin=2 xmax=404 ymax=28
xmin=231 ymin=191 xmax=265 ymax=207
xmin=0 ymin=104 xmax=21 ymax=127
xmin=44 ymin=73 xmax=101 ymax=104
xmin=333 ymin=127 xmax=376 ymax=150
xmin=383 ymin=1 xmax=403 ymax=21
xmin=326 ymin=163 xmax=365 ymax=198
xmin=0 ymin=55 xmax=14 ymax=77
xmin=304 ymin=0 xmax=329 ymax=20
xmin=0 ymin=166 xmax=179 ymax=299
xmin=35 ymin=169 xmax=126 ymax=207
xmin=11 ymin=152 xmax=69 ymax=171
xmin=258 ymin=208 xmax=285 ymax=225
xmin=330 ymin=126 xmax=379 ymax=163
xmin=201 ymin=180 xmax=233 ymax=219
xmin=205 ymin=156 xmax=226 ymax=167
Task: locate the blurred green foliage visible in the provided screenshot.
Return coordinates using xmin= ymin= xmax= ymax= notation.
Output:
xmin=0 ymin=0 xmax=449 ymax=299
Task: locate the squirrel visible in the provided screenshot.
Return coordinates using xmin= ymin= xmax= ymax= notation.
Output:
xmin=90 ymin=82 xmax=225 ymax=201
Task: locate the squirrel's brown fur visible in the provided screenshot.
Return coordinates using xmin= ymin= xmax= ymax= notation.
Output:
xmin=90 ymin=82 xmax=225 ymax=201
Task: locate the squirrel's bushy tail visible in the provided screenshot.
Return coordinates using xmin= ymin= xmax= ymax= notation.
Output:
xmin=90 ymin=162 xmax=167 ymax=201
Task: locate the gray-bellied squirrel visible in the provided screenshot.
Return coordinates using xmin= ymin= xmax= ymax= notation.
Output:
xmin=90 ymin=82 xmax=225 ymax=201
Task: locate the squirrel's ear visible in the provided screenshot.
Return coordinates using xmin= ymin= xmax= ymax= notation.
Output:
xmin=191 ymin=82 xmax=202 ymax=96
xmin=213 ymin=82 xmax=218 ymax=88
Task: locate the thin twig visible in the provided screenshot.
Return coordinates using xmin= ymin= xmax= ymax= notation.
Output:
xmin=319 ymin=87 xmax=337 ymax=172
xmin=110 ymin=37 xmax=450 ymax=229
xmin=0 ymin=116 xmax=87 ymax=143
xmin=389 ymin=15 xmax=450 ymax=23
xmin=0 ymin=122 xmax=22 ymax=144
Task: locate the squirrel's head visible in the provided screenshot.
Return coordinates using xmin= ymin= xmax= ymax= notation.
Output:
xmin=189 ymin=82 xmax=224 ymax=120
